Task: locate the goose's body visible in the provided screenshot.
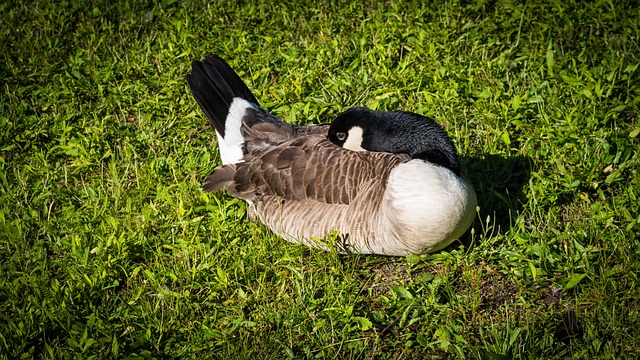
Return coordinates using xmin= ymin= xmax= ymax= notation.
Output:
xmin=187 ymin=55 xmax=477 ymax=256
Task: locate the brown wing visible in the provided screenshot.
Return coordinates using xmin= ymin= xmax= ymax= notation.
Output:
xmin=203 ymin=123 xmax=410 ymax=206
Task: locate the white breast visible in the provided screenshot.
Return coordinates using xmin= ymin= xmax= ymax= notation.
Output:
xmin=380 ymin=160 xmax=477 ymax=254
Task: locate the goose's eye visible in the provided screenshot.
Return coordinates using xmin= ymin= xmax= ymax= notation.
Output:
xmin=336 ymin=132 xmax=347 ymax=141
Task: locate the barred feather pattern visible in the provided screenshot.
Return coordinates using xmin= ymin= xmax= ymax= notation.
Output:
xmin=203 ymin=114 xmax=419 ymax=254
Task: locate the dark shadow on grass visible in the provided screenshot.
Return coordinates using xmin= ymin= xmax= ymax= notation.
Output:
xmin=460 ymin=154 xmax=533 ymax=241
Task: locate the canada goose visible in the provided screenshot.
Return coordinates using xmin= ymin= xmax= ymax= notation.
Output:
xmin=187 ymin=55 xmax=477 ymax=256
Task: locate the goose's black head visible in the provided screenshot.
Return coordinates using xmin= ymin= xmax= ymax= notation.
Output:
xmin=327 ymin=107 xmax=461 ymax=175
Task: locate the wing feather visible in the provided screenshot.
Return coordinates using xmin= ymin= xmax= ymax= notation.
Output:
xmin=206 ymin=130 xmax=409 ymax=205
xmin=203 ymin=121 xmax=411 ymax=251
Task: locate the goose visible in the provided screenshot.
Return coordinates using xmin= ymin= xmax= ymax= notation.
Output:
xmin=187 ymin=55 xmax=477 ymax=256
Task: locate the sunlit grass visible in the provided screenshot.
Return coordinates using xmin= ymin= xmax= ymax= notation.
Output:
xmin=1 ymin=0 xmax=639 ymax=358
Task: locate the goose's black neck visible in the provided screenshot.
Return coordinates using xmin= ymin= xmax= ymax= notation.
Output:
xmin=412 ymin=149 xmax=460 ymax=175
xmin=328 ymin=108 xmax=461 ymax=176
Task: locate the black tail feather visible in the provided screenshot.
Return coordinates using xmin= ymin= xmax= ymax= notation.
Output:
xmin=187 ymin=55 xmax=259 ymax=137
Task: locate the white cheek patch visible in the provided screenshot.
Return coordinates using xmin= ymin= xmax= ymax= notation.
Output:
xmin=342 ymin=126 xmax=366 ymax=152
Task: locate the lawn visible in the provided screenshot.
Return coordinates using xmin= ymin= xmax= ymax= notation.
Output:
xmin=1 ymin=0 xmax=639 ymax=358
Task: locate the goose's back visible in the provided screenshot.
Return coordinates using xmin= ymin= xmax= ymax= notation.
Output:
xmin=250 ymin=147 xmax=407 ymax=254
xmin=205 ymin=122 xmax=412 ymax=253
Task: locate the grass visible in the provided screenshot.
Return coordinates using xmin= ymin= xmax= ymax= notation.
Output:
xmin=1 ymin=0 xmax=639 ymax=358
